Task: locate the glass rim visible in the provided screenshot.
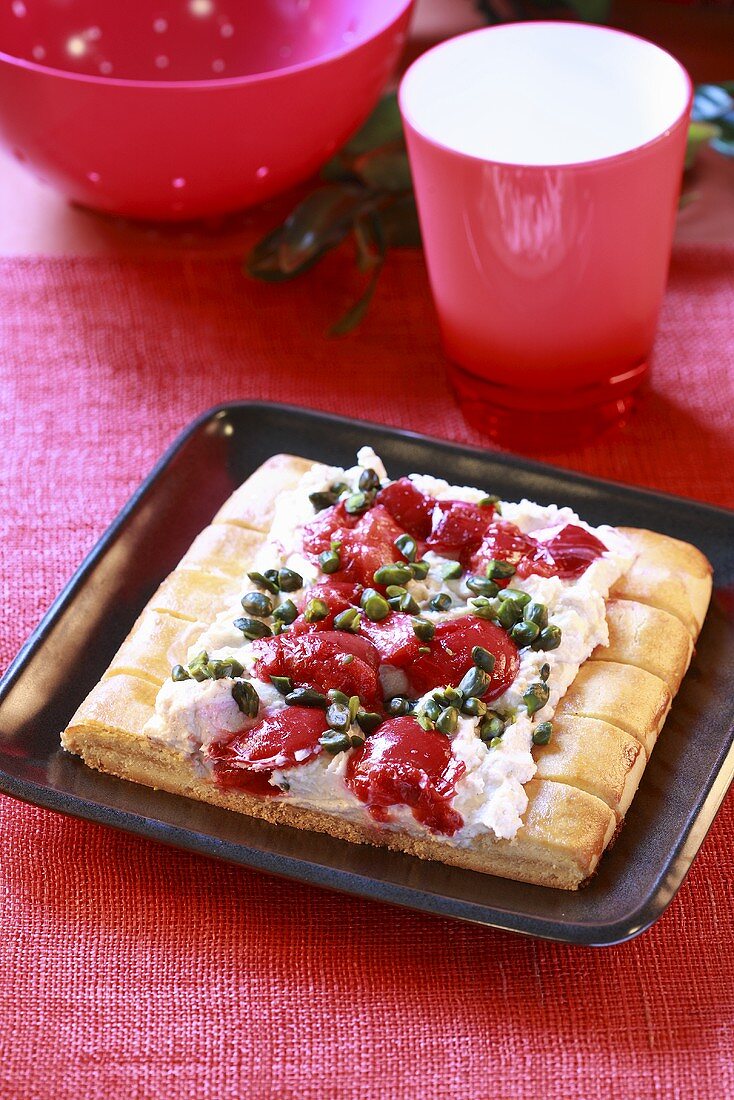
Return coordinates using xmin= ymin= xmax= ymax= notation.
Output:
xmin=399 ymin=21 xmax=694 ymax=173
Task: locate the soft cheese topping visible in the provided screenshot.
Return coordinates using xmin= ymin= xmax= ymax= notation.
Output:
xmin=143 ymin=450 xmax=634 ymax=843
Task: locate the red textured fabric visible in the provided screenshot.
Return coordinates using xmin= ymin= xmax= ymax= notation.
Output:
xmin=1 ymin=246 xmax=733 ymax=1100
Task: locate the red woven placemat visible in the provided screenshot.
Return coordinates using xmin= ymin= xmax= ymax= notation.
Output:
xmin=1 ymin=246 xmax=733 ymax=1100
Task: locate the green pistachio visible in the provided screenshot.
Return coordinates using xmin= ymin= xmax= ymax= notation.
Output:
xmin=466 ymin=575 xmax=500 ymax=598
xmin=523 ymin=682 xmax=550 ymax=716
xmin=344 ymin=491 xmax=368 ymax=515
xmin=171 ymin=664 xmax=190 ymax=682
xmin=326 ymin=702 xmax=352 ymax=734
xmin=304 ymin=598 xmax=329 ymax=623
xmin=471 ymin=646 xmax=496 ymax=673
xmin=373 ymin=562 xmax=413 ymax=587
xmin=388 ymin=696 xmax=412 ymax=717
xmin=278 ymin=568 xmax=304 ymax=592
xmin=499 ymin=588 xmax=531 ymax=607
xmin=388 ymin=591 xmax=420 ymax=614
xmin=461 ymin=697 xmax=487 ymax=719
xmin=309 ymin=490 xmax=338 ymax=512
xmin=356 ymin=710 xmax=383 ymax=735
xmin=319 ymin=549 xmax=341 ymax=574
xmin=241 ymin=591 xmax=274 ymax=618
xmin=270 ymin=675 xmax=293 ymax=695
xmin=218 ymin=657 xmax=244 ymax=679
xmin=284 ymin=687 xmax=328 ymax=708
xmin=187 ymin=651 xmax=211 ymax=682
xmin=421 ymin=699 xmax=442 ymax=723
xmin=485 ymin=560 xmax=516 ymax=581
xmin=327 ymin=689 xmax=350 ymax=706
xmin=409 ymin=560 xmax=430 ymax=581
xmin=361 ymin=589 xmax=390 ymax=622
xmin=458 ymin=666 xmax=491 ymax=699
xmin=532 ymin=721 xmax=553 ymax=746
xmin=468 ymin=596 xmax=502 ymax=621
xmin=509 ymin=621 xmax=541 ymax=646
xmin=535 ymin=625 xmax=562 ymax=651
xmin=333 ymin=607 xmax=362 ymax=633
xmin=319 ymin=731 xmax=352 ymax=755
xmin=394 ymin=533 xmax=417 ymax=562
xmin=273 ymin=599 xmax=298 ymax=626
xmin=412 ymin=617 xmax=435 ymax=642
xmin=540 ymin=663 xmax=551 ymax=683
xmin=479 ymin=714 xmax=504 ymax=742
xmin=233 ymin=616 xmax=273 ymax=640
xmin=523 ymin=600 xmax=548 ymax=629
xmin=436 ymin=706 xmax=459 ymax=736
xmin=440 ymin=560 xmax=462 ymax=581
xmin=358 ymin=468 xmax=381 ymax=493
xmin=231 ymin=680 xmax=259 ymax=718
xmin=496 ymin=600 xmax=524 ymax=630
xmin=429 ymin=592 xmax=452 ymax=613
xmin=247 ymin=570 xmax=280 ymax=595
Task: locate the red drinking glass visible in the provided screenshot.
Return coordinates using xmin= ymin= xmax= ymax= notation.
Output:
xmin=399 ymin=23 xmax=692 ymax=447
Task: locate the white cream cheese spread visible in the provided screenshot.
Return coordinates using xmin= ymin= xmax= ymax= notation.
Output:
xmin=143 ymin=449 xmax=634 ymax=844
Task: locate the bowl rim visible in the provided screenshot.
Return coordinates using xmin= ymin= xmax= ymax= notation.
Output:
xmin=0 ymin=0 xmax=413 ymax=89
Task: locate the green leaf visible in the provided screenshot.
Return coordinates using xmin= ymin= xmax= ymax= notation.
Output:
xmin=685 ymin=121 xmax=721 ymax=171
xmin=341 ymin=93 xmax=403 ymax=157
xmin=353 ymin=146 xmax=412 ymax=192
xmin=380 ymin=195 xmax=422 ymax=248
xmin=320 ymin=153 xmax=358 ymax=183
xmin=245 ymin=185 xmax=369 ymax=282
xmin=277 ymin=186 xmax=368 ymax=274
xmin=329 ymin=260 xmax=384 ymax=337
xmin=563 ymin=0 xmax=610 ymax=20
xmin=328 ymin=213 xmax=387 ymax=335
xmin=353 ymin=210 xmax=386 ymax=274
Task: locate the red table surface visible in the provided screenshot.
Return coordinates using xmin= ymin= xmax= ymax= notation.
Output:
xmin=1 ymin=246 xmax=733 ymax=1100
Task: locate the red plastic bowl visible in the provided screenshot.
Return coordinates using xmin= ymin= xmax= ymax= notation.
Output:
xmin=0 ymin=0 xmax=412 ymax=220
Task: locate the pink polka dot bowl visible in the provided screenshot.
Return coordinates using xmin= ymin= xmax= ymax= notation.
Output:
xmin=0 ymin=0 xmax=413 ymax=220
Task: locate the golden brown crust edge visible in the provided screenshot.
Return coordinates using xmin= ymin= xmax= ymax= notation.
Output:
xmin=61 ymin=457 xmax=713 ymax=890
xmin=62 ymin=689 xmax=615 ymax=891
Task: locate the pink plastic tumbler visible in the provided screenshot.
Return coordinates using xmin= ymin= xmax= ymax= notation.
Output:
xmin=399 ymin=23 xmax=692 ymax=446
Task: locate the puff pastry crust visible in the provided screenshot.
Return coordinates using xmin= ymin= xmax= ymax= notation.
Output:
xmin=61 ymin=455 xmax=713 ymax=890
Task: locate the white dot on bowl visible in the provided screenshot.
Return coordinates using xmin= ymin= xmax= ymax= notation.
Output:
xmin=32 ymin=45 xmax=46 ymax=60
xmin=85 ymin=26 xmax=101 ymax=41
xmin=87 ymin=171 xmax=101 ymax=183
xmin=211 ymin=58 xmax=225 ymax=73
xmin=256 ymin=166 xmax=269 ymax=179
xmin=172 ymin=177 xmax=186 ymax=189
xmin=99 ymin=60 xmax=113 ymax=73
xmin=189 ymin=0 xmax=213 ymax=17
xmin=153 ymin=17 xmax=168 ymax=33
xmin=219 ymin=22 xmax=233 ymax=37
xmin=12 ymin=1 xmax=26 ymax=17
xmin=155 ymin=54 xmax=169 ymax=68
xmin=66 ymin=35 xmax=87 ymax=58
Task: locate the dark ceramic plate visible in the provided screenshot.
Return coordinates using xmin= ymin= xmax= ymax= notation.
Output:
xmin=2 ymin=403 xmax=733 ymax=946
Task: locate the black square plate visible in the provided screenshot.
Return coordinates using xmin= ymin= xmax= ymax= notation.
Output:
xmin=2 ymin=403 xmax=733 ymax=946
